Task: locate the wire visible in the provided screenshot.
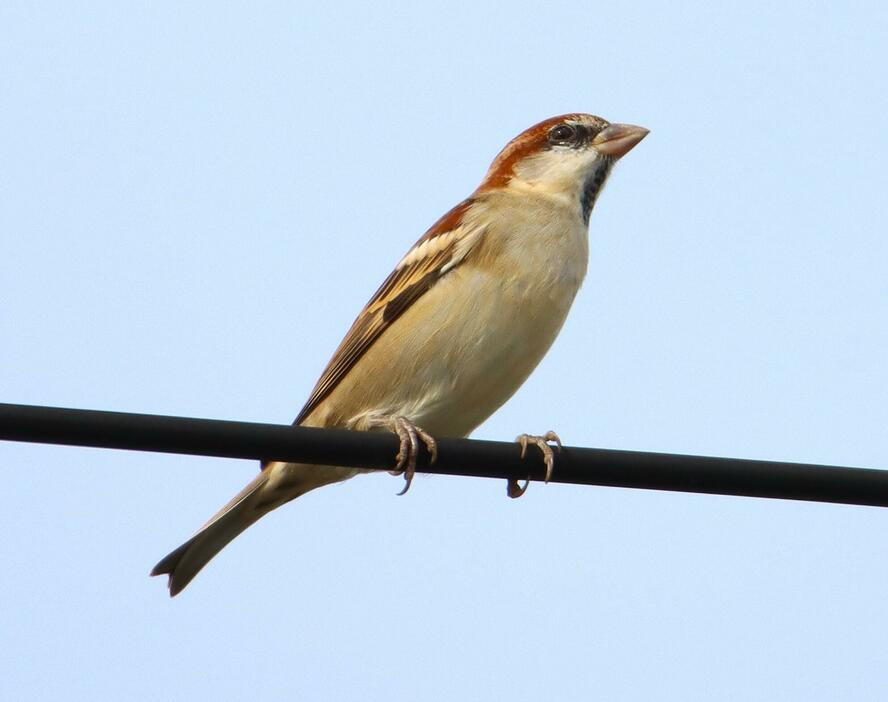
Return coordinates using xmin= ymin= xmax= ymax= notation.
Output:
xmin=1 ymin=402 xmax=886 ymax=507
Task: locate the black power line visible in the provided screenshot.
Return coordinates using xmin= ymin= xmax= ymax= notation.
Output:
xmin=0 ymin=402 xmax=886 ymax=507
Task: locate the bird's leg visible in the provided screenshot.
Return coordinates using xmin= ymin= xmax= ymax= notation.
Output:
xmin=369 ymin=416 xmax=438 ymax=495
xmin=508 ymin=430 xmax=562 ymax=498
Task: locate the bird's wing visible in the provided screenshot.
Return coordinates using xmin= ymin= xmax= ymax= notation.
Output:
xmin=292 ymin=197 xmax=486 ymax=427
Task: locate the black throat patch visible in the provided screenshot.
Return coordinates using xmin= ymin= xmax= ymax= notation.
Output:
xmin=580 ymin=158 xmax=613 ymax=225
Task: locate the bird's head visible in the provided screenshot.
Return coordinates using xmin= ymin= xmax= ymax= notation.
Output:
xmin=476 ymin=114 xmax=648 ymax=223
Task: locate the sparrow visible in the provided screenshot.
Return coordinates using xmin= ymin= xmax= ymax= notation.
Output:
xmin=152 ymin=113 xmax=648 ymax=596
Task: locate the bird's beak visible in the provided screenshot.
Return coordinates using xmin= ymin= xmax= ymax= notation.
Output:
xmin=592 ymin=123 xmax=649 ymax=158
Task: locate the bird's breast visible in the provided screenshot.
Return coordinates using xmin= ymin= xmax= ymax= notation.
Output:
xmin=421 ymin=208 xmax=588 ymax=432
xmin=311 ymin=200 xmax=590 ymax=438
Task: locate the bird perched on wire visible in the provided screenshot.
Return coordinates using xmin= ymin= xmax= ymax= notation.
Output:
xmin=152 ymin=113 xmax=648 ymax=596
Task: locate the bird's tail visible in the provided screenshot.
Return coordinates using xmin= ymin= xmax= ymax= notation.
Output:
xmin=150 ymin=463 xmax=318 ymax=596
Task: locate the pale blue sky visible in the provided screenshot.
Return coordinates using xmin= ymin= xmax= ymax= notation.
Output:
xmin=2 ymin=1 xmax=887 ymax=700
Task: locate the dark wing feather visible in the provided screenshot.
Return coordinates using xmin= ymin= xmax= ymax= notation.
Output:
xmin=291 ymin=198 xmax=483 ymax=427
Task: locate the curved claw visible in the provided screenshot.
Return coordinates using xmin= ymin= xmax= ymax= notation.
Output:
xmin=379 ymin=416 xmax=437 ymax=495
xmin=509 ymin=430 xmax=562 ymax=498
xmin=389 ymin=421 xmax=412 ymax=476
xmin=507 ymin=477 xmax=530 ymax=498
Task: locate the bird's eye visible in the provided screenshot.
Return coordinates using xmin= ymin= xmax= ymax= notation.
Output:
xmin=548 ymin=124 xmax=578 ymax=145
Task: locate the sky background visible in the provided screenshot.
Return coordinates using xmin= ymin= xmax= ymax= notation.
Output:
xmin=2 ymin=1 xmax=887 ymax=700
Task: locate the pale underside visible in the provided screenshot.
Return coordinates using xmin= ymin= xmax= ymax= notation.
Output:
xmin=300 ymin=188 xmax=588 ymax=438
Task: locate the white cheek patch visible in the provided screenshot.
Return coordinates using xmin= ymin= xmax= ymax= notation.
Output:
xmin=514 ymin=149 xmax=599 ymax=186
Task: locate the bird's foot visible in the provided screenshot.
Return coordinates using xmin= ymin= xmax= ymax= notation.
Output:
xmin=508 ymin=430 xmax=562 ymax=498
xmin=382 ymin=416 xmax=438 ymax=495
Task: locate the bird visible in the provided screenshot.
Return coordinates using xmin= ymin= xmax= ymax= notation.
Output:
xmin=151 ymin=113 xmax=648 ymax=596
